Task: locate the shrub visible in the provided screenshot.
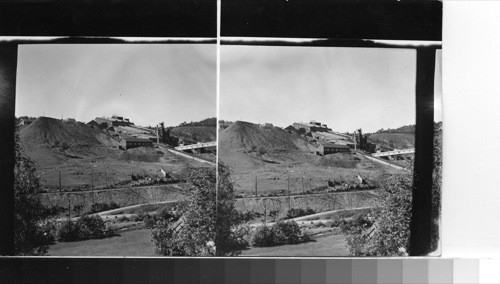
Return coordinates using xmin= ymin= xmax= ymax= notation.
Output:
xmin=58 ymin=220 xmax=81 ymax=242
xmin=77 ymin=214 xmax=107 ymax=239
xmin=152 ymin=164 xmax=246 ymax=256
xmin=285 ymin=208 xmax=316 ymax=219
xmin=88 ymin=202 xmax=120 ymax=214
xmin=61 ymin=141 xmax=70 ymax=150
xmin=144 ymin=217 xmax=157 ymax=229
xmin=252 ymin=226 xmax=275 ymax=247
xmin=273 ymin=221 xmax=301 ymax=245
xmin=58 ymin=214 xmax=110 ymax=242
xmin=257 ymin=147 xmax=267 ymax=156
xmin=252 ymin=221 xmax=304 ymax=247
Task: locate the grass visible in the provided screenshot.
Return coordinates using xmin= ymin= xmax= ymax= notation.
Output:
xmin=240 ymin=233 xmax=349 ymax=256
xmin=48 ymin=228 xmax=157 ymax=256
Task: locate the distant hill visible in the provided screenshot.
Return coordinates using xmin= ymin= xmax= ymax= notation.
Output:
xmin=176 ymin=117 xmax=216 ymax=127
xmin=170 ymin=126 xmax=216 ymax=143
xmin=368 ymin=122 xmax=441 ymax=150
xmin=374 ymin=124 xmax=415 ymax=134
xmin=219 ymin=120 xmax=315 ymax=153
xmin=368 ymin=133 xmax=415 ymax=150
xmin=20 ymin=116 xmax=118 ymax=148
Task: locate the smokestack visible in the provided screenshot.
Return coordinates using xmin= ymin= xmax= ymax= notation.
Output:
xmin=156 ymin=125 xmax=160 ymax=143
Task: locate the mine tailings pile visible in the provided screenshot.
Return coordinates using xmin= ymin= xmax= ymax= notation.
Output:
xmin=219 ymin=121 xmax=316 ymax=153
xmin=20 ymin=116 xmax=119 ymax=148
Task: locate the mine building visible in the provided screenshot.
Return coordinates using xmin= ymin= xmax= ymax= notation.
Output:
xmin=119 ymin=137 xmax=153 ymax=150
xmin=316 ymin=143 xmax=351 ymax=155
xmin=293 ymin=121 xmax=332 ymax=133
xmin=94 ymin=115 xmax=133 ymax=128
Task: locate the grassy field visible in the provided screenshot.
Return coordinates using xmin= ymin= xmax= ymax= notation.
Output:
xmin=48 ymin=229 xmax=157 ymax=256
xmin=220 ymin=148 xmax=404 ymax=197
xmin=240 ymin=233 xmax=349 ymax=256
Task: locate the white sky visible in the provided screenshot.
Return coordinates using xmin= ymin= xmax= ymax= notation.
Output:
xmin=220 ymin=45 xmax=442 ymax=133
xmin=15 ymin=44 xmax=216 ymax=127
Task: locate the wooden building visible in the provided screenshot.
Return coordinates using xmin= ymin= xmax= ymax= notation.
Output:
xmin=316 ymin=143 xmax=350 ymax=155
xmin=119 ymin=137 xmax=153 ymax=150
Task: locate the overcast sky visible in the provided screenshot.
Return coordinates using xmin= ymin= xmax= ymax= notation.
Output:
xmin=16 ymin=44 xmax=216 ymax=127
xmin=220 ymin=46 xmax=442 ymax=133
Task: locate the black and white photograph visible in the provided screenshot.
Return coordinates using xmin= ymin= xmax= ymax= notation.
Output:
xmin=217 ymin=43 xmax=442 ymax=257
xmin=12 ymin=43 xmax=217 ymax=256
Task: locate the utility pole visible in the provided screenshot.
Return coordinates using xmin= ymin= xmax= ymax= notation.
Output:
xmin=288 ymin=173 xmax=291 ymax=210
xmin=264 ymin=201 xmax=267 ymax=225
xmin=91 ymin=168 xmax=94 ymax=204
xmin=255 ymin=176 xmax=258 ymax=197
xmin=68 ymin=199 xmax=71 ymax=220
xmin=302 ymin=176 xmax=304 ymax=193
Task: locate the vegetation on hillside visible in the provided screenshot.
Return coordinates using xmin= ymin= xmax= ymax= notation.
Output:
xmin=252 ymin=221 xmax=309 ymax=247
xmin=341 ymin=126 xmax=442 ymax=256
xmin=374 ymin=124 xmax=415 ymax=134
xmin=150 ymin=163 xmax=247 ymax=256
xmin=14 ymin=130 xmax=55 ymax=255
xmin=176 ymin=117 xmax=217 ymax=127
xmin=58 ymin=214 xmax=113 ymax=242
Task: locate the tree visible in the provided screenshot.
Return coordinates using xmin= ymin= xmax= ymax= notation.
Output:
xmin=151 ymin=163 xmax=246 ymax=256
xmin=14 ymin=131 xmax=54 ymax=255
xmin=342 ymin=125 xmax=442 ymax=256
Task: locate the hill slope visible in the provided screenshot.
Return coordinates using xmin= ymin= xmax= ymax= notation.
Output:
xmin=219 ymin=121 xmax=315 ymax=153
xmin=368 ymin=133 xmax=415 ymax=150
xmin=170 ymin=126 xmax=216 ymax=143
xmin=20 ymin=116 xmax=118 ymax=148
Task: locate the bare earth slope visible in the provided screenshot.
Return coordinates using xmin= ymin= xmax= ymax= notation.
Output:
xmin=219 ymin=120 xmax=314 ymax=153
xmin=20 ymin=116 xmax=118 ymax=148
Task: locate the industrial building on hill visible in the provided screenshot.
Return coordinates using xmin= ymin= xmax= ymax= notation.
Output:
xmin=293 ymin=121 xmax=332 ymax=133
xmin=95 ymin=115 xmax=134 ymax=128
xmin=316 ymin=143 xmax=350 ymax=155
xmin=118 ymin=136 xmax=153 ymax=150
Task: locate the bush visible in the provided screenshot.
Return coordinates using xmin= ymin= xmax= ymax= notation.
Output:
xmin=88 ymin=202 xmax=119 ymax=214
xmin=58 ymin=214 xmax=111 ymax=242
xmin=252 ymin=226 xmax=275 ymax=247
xmin=285 ymin=208 xmax=316 ymax=219
xmin=252 ymin=221 xmax=304 ymax=247
xmin=61 ymin=141 xmax=70 ymax=150
xmin=272 ymin=221 xmax=301 ymax=245
xmin=58 ymin=220 xmax=81 ymax=242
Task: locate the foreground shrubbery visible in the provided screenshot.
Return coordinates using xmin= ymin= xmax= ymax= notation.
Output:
xmin=58 ymin=214 xmax=113 ymax=242
xmin=252 ymin=221 xmax=309 ymax=247
xmin=87 ymin=202 xmax=120 ymax=214
xmin=14 ymin=130 xmax=55 ymax=255
xmin=285 ymin=208 xmax=316 ymax=219
xmin=151 ymin=164 xmax=249 ymax=256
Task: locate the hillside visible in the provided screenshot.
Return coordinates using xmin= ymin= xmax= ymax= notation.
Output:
xmin=219 ymin=120 xmax=315 ymax=153
xmin=170 ymin=126 xmax=216 ymax=143
xmin=368 ymin=133 xmax=415 ymax=150
xmin=20 ymin=116 xmax=118 ymax=148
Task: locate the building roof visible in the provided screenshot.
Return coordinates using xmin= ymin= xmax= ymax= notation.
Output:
xmin=320 ymin=143 xmax=350 ymax=149
xmin=121 ymin=136 xmax=153 ymax=143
